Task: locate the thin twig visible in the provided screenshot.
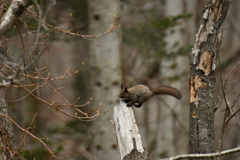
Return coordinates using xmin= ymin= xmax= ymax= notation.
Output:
xmin=25 ymin=6 xmax=120 ymax=38
xmin=0 ymin=113 xmax=61 ymax=160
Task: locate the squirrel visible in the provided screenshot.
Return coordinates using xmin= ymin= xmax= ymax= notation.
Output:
xmin=119 ymin=83 xmax=182 ymax=108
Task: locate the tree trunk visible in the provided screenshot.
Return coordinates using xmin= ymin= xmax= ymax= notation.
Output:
xmin=88 ymin=0 xmax=122 ymax=159
xmin=189 ymin=0 xmax=232 ymax=158
xmin=157 ymin=0 xmax=191 ymax=158
xmin=0 ymin=92 xmax=16 ymax=160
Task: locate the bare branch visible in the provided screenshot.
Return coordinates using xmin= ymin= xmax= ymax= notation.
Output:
xmin=161 ymin=146 xmax=240 ymax=160
xmin=25 ymin=7 xmax=120 ymax=39
xmin=0 ymin=113 xmax=61 ymax=160
xmin=224 ymin=61 xmax=240 ymax=89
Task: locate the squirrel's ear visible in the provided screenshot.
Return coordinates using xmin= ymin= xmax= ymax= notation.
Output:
xmin=124 ymin=87 xmax=129 ymax=92
xmin=121 ymin=83 xmax=124 ymax=89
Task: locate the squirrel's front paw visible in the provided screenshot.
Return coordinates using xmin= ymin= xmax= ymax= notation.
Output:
xmin=127 ymin=104 xmax=132 ymax=107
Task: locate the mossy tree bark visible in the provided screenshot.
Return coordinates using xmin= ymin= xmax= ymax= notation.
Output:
xmin=189 ymin=0 xmax=232 ymax=158
xmin=0 ymin=93 xmax=16 ymax=160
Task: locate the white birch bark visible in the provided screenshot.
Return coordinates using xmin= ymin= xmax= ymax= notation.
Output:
xmin=88 ymin=0 xmax=122 ymax=159
xmin=157 ymin=0 xmax=196 ymax=158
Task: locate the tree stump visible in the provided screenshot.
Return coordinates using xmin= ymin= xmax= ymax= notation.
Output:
xmin=113 ymin=101 xmax=148 ymax=160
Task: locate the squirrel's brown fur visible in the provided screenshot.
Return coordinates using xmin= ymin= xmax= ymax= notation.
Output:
xmin=119 ymin=83 xmax=182 ymax=108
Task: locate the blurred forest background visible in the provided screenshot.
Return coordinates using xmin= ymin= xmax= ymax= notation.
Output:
xmin=1 ymin=0 xmax=240 ymax=159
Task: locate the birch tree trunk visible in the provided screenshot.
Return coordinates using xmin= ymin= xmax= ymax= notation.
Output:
xmin=190 ymin=0 xmax=232 ymax=157
xmin=88 ymin=0 xmax=122 ymax=159
xmin=157 ymin=0 xmax=193 ymax=158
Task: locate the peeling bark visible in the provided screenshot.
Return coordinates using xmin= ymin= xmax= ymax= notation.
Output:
xmin=189 ymin=0 xmax=232 ymax=158
xmin=198 ymin=51 xmax=214 ymax=76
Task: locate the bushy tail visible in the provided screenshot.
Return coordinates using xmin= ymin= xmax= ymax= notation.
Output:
xmin=151 ymin=86 xmax=182 ymax=99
